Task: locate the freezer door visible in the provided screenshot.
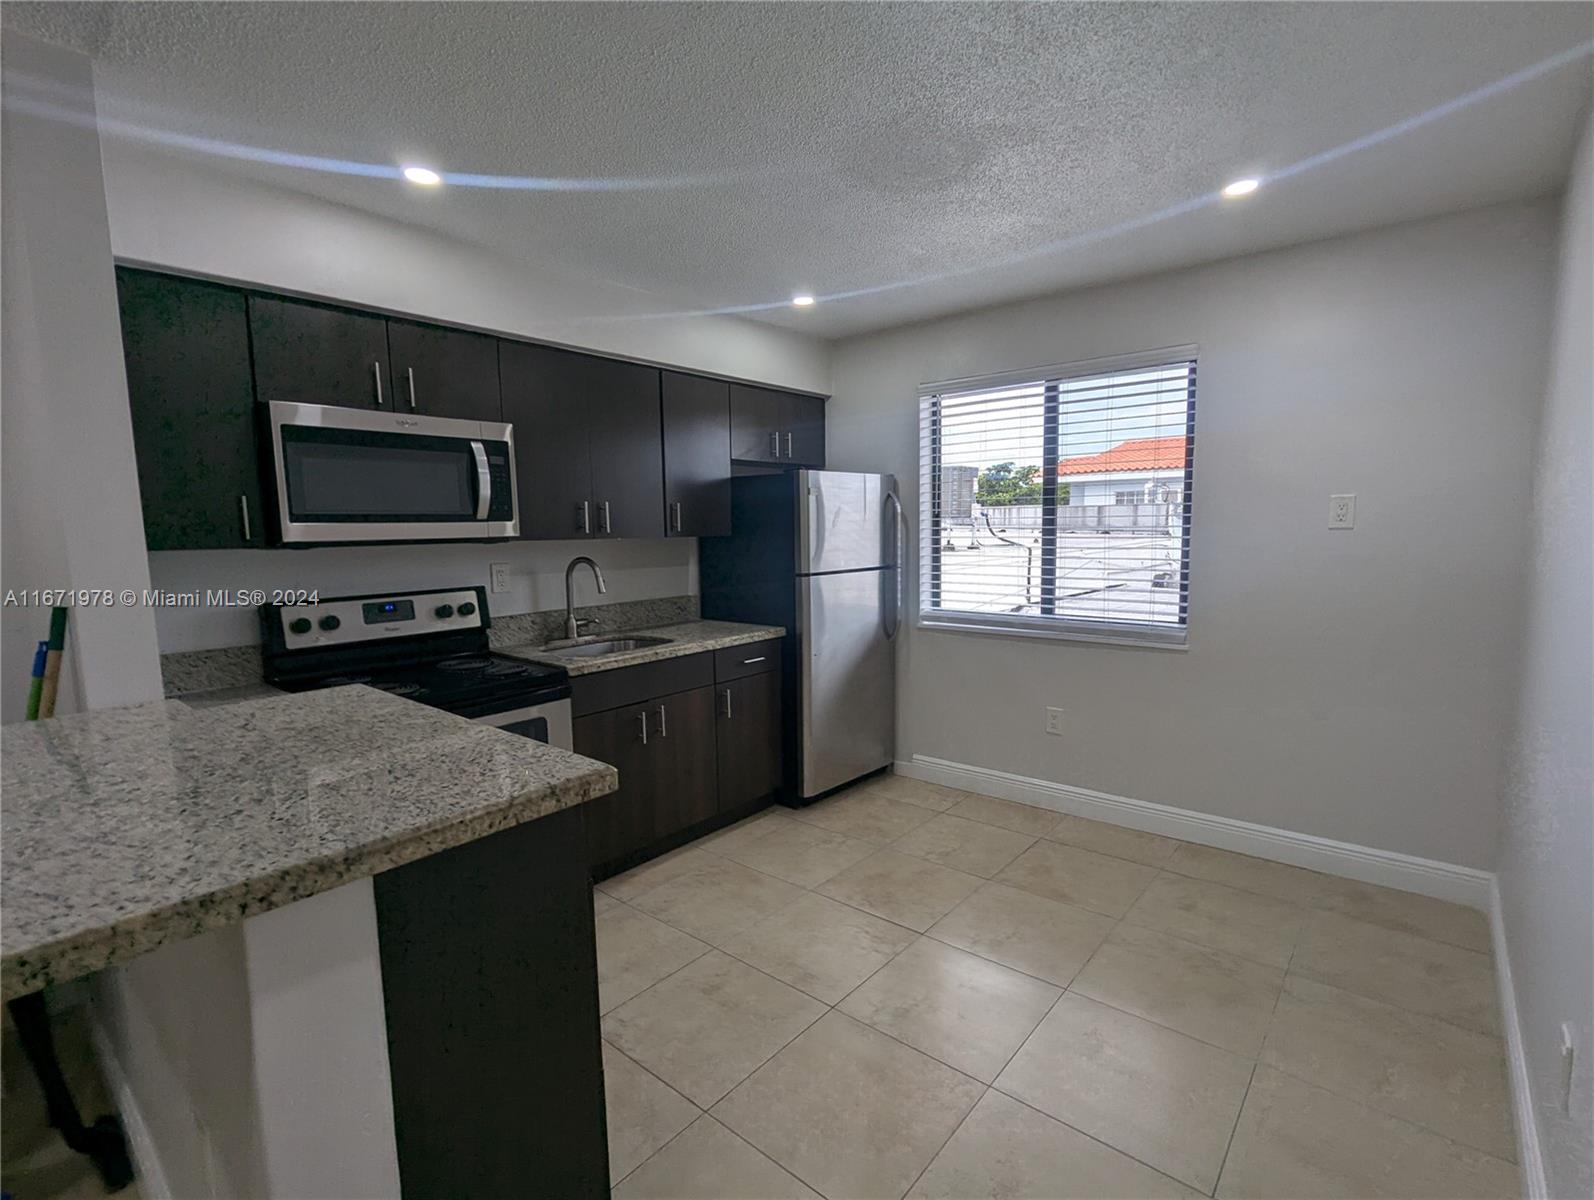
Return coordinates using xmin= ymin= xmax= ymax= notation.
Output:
xmin=797 ymin=471 xmax=896 ymax=575
xmin=800 ymin=567 xmax=896 ymax=797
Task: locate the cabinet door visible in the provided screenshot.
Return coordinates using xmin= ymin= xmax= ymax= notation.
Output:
xmin=574 ymin=702 xmax=656 ymax=867
xmin=782 ymin=392 xmax=826 ymax=467
xmin=661 ymin=372 xmax=731 ymax=537
xmin=117 ymin=269 xmax=263 ymax=550
xmin=248 ymin=295 xmax=391 ymax=410
xmin=716 ymin=669 xmax=783 ymax=811
xmin=385 ymin=319 xmax=501 ymax=422
xmin=589 ymin=360 xmax=665 ymax=539
xmin=651 ymin=687 xmax=719 ymax=837
xmin=499 ymin=342 xmax=595 ymax=540
xmin=729 ymin=383 xmax=783 ymax=464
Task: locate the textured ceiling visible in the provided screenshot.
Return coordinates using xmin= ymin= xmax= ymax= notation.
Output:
xmin=6 ymin=2 xmax=1592 ymax=337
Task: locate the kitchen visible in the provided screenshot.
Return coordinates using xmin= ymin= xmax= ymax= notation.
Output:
xmin=3 ymin=5 xmax=1592 ymax=1200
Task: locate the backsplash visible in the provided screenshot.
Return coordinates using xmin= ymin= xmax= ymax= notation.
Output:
xmin=160 ymin=645 xmax=266 ymax=696
xmin=146 ymin=538 xmax=697 ymax=653
xmin=160 ymin=593 xmax=699 ymax=696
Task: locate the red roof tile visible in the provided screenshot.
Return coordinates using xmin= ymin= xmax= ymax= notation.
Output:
xmin=1057 ymin=435 xmax=1187 ymax=476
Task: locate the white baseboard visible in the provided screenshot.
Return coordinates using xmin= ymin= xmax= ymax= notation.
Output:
xmin=896 ymin=754 xmax=1494 ymax=909
xmin=88 ymin=1008 xmax=172 ymax=1200
xmin=1489 ymin=878 xmax=1547 ymax=1199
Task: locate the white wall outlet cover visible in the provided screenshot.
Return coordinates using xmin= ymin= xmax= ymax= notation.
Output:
xmin=1329 ymin=494 xmax=1356 ymax=529
xmin=489 ymin=562 xmax=511 ymax=594
xmin=1045 ymin=706 xmax=1065 ymax=736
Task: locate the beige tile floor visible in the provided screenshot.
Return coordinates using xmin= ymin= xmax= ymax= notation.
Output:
xmin=597 ymin=775 xmax=1519 ymax=1200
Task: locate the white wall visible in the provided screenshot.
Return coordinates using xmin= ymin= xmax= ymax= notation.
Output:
xmin=0 ymin=35 xmax=163 ymax=721
xmin=829 ymin=199 xmax=1558 ymax=869
xmin=1497 ymin=112 xmax=1593 ymax=1200
xmin=93 ymin=879 xmax=403 ymax=1199
xmin=98 ymin=148 xmax=829 ymax=652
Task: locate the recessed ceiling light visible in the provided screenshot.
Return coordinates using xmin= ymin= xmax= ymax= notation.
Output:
xmin=791 ymin=294 xmax=816 ymax=307
xmin=1221 ymin=177 xmax=1260 ymax=198
xmin=402 ymin=165 xmax=442 ymax=186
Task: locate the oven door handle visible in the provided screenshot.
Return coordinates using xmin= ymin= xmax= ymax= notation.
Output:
xmin=471 ymin=441 xmax=491 ymax=520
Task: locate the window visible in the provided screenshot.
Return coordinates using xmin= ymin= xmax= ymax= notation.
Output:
xmin=918 ymin=347 xmax=1196 ymax=647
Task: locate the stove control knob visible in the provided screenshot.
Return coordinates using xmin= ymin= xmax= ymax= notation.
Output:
xmin=288 ymin=617 xmax=313 ymax=635
xmin=457 ymin=601 xmax=477 ymax=617
xmin=435 ymin=604 xmax=454 ymax=619
xmin=319 ymin=615 xmax=342 ymax=632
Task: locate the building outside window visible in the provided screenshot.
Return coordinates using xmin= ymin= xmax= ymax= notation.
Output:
xmin=918 ymin=348 xmax=1196 ymax=647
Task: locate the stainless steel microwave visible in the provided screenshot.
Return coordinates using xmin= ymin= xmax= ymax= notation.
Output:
xmin=266 ymin=402 xmax=518 ymax=544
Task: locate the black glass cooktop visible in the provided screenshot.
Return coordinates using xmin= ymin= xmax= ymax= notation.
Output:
xmin=275 ymin=652 xmax=568 ymax=714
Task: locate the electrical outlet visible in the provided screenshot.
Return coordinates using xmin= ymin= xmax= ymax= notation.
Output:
xmin=489 ymin=562 xmax=511 ymax=594
xmin=1329 ymin=494 xmax=1356 ymax=529
xmin=1045 ymin=706 xmax=1065 ymax=736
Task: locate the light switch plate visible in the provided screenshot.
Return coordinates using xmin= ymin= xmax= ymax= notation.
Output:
xmin=1045 ymin=707 xmax=1065 ymax=736
xmin=1330 ymin=494 xmax=1356 ymax=529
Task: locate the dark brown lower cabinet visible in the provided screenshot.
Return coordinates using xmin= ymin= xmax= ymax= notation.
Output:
xmin=574 ymin=699 xmax=657 ymax=866
xmin=715 ymin=668 xmax=783 ymax=812
xmin=651 ymin=687 xmax=719 ymax=834
xmin=575 ymin=648 xmax=784 ymax=876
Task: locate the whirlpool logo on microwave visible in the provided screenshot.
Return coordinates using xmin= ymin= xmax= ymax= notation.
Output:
xmin=393 ymin=418 xmax=420 ymax=428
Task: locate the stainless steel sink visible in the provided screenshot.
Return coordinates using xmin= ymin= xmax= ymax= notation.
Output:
xmin=553 ymin=636 xmax=672 ymax=658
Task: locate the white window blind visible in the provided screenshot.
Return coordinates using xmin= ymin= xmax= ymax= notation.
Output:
xmin=918 ymin=347 xmax=1196 ymax=648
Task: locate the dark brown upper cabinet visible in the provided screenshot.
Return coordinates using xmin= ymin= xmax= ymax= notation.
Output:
xmin=117 ymin=268 xmax=264 ymax=550
xmin=661 ymin=372 xmax=731 ymax=537
xmin=385 ymin=319 xmax=502 ymax=422
xmin=248 ymin=295 xmax=391 ymax=410
xmin=499 ymin=342 xmax=664 ymax=540
xmin=729 ymin=383 xmax=825 ymax=467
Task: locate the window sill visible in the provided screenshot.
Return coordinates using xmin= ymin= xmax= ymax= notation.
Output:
xmin=916 ymin=614 xmax=1189 ymax=651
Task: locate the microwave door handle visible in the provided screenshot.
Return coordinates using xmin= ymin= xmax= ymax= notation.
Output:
xmin=471 ymin=441 xmax=491 ymax=520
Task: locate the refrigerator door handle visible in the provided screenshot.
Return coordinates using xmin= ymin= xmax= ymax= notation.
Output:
xmin=884 ymin=489 xmax=905 ymax=639
xmin=806 ymin=481 xmax=824 ymax=570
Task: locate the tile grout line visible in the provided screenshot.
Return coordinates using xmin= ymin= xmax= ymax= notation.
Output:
xmin=995 ymin=1086 xmax=1214 ymax=1196
xmin=601 ymin=779 xmax=1512 ymax=1194
xmin=1209 ymin=904 xmax=1307 ymax=1194
xmin=602 ymin=1040 xmax=705 ymax=1190
xmin=898 ymin=1081 xmax=991 ymax=1199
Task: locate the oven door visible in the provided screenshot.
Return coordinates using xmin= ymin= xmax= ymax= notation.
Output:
xmin=473 ymin=698 xmax=573 ymax=751
xmin=269 ymin=401 xmax=518 ymax=543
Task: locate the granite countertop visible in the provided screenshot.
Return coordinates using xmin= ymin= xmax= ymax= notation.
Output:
xmin=0 ymin=686 xmax=618 ymax=1000
xmin=499 ymin=619 xmax=785 ymax=676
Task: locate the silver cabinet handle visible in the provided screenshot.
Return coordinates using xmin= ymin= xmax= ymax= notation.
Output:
xmin=720 ymin=688 xmax=733 ymax=719
xmin=784 ymin=431 xmax=793 ymax=459
xmin=599 ymin=500 xmax=612 ymax=534
xmin=769 ymin=431 xmax=780 ymax=458
xmin=577 ymin=501 xmax=591 ymax=534
xmin=406 ymin=366 xmax=417 ymax=410
xmin=239 ymin=495 xmax=252 ymax=541
xmin=741 ymin=656 xmax=766 ymax=665
xmin=638 ymin=710 xmax=649 ymax=745
xmin=372 ymin=361 xmax=384 ymax=406
xmin=671 ymin=501 xmax=682 ymax=532
xmin=656 ymin=703 xmax=668 ymax=738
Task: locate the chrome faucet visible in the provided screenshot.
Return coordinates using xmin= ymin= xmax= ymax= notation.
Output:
xmin=563 ymin=556 xmax=607 ymax=641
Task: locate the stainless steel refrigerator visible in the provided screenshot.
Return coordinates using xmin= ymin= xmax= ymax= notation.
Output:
xmin=700 ymin=470 xmax=902 ymax=801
